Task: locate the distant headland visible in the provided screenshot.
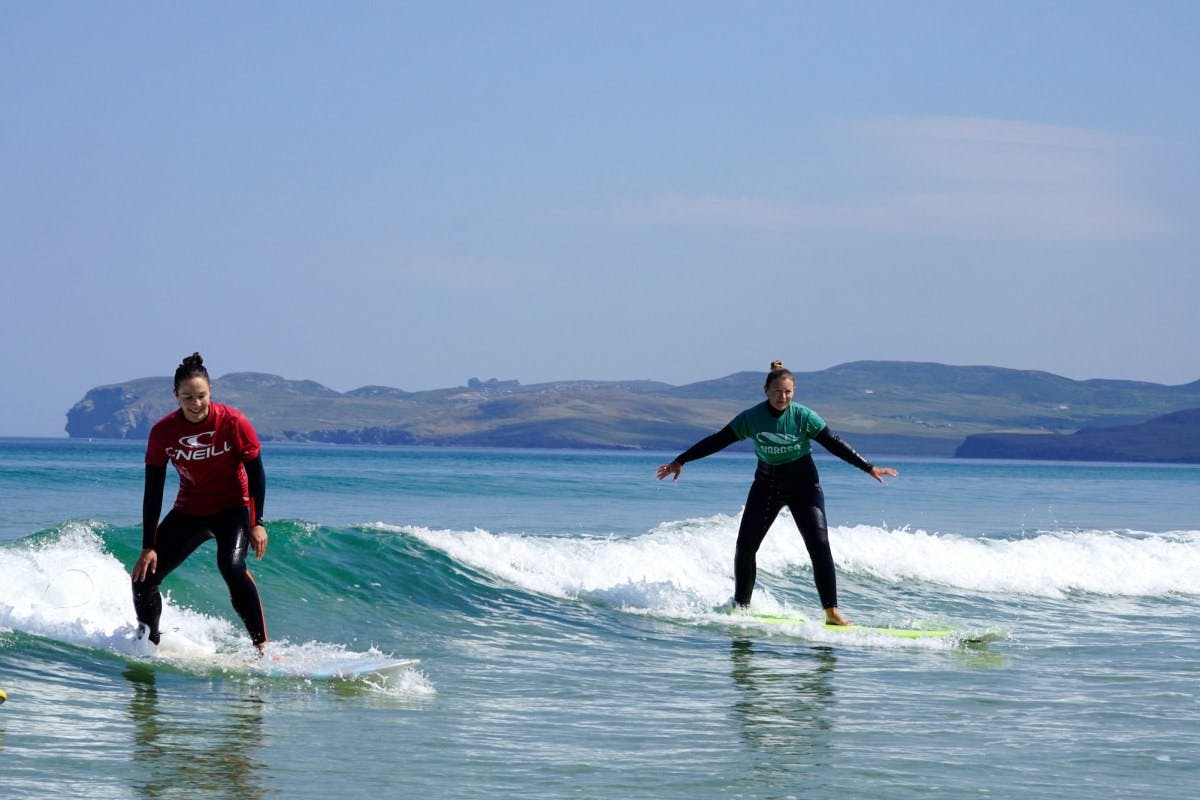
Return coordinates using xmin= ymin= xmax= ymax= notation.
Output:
xmin=66 ymin=361 xmax=1200 ymax=463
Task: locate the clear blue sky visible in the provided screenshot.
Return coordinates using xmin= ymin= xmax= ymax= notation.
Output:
xmin=3 ymin=1 xmax=1198 ymax=436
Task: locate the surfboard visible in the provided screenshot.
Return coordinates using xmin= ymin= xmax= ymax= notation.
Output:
xmin=736 ymin=610 xmax=1001 ymax=645
xmin=134 ymin=627 xmax=420 ymax=681
xmin=260 ymin=653 xmax=421 ymax=681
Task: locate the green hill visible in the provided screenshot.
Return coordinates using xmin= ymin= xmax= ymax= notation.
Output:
xmin=65 ymin=361 xmax=1200 ymax=460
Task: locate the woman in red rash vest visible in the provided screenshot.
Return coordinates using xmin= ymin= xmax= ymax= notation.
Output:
xmin=131 ymin=352 xmax=269 ymax=651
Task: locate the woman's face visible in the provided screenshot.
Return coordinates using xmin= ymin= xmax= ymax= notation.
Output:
xmin=765 ymin=376 xmax=794 ymax=411
xmin=175 ymin=376 xmax=212 ymax=424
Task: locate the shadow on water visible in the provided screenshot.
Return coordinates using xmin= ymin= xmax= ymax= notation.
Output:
xmin=727 ymin=638 xmax=837 ymax=765
xmin=124 ymin=665 xmax=272 ymax=800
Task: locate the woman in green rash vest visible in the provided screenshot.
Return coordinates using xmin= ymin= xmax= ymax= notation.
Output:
xmin=656 ymin=360 xmax=898 ymax=626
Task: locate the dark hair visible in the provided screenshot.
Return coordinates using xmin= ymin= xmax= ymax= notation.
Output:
xmin=174 ymin=352 xmax=210 ymax=391
xmin=764 ymin=359 xmax=793 ymax=390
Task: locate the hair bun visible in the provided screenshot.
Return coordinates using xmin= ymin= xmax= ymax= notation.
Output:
xmin=173 ymin=352 xmax=211 ymax=391
xmin=769 ymin=360 xmax=784 ymax=371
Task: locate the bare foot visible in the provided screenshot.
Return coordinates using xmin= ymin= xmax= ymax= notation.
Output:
xmin=825 ymin=608 xmax=853 ymax=626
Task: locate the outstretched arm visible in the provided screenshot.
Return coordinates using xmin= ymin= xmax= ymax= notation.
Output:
xmin=813 ymin=427 xmax=898 ymax=483
xmin=656 ymin=426 xmax=738 ymax=481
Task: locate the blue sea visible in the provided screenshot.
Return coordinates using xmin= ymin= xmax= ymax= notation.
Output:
xmin=2 ymin=438 xmax=1198 ymax=799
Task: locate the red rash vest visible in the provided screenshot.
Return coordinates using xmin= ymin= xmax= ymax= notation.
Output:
xmin=145 ymin=403 xmax=262 ymax=518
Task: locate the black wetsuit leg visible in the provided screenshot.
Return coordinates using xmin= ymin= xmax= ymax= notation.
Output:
xmin=732 ymin=457 xmax=839 ymax=609
xmin=734 ymin=474 xmax=783 ymax=606
xmin=213 ymin=506 xmax=268 ymax=646
xmin=133 ymin=509 xmax=212 ymax=642
xmin=132 ymin=507 xmax=268 ymax=646
xmin=784 ymin=486 xmax=838 ymax=609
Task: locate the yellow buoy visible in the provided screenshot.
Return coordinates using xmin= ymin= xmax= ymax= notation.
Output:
xmin=0 ymin=688 xmax=7 ymax=704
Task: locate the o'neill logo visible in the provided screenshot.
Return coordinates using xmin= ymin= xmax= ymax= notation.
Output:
xmin=167 ymin=431 xmax=232 ymax=462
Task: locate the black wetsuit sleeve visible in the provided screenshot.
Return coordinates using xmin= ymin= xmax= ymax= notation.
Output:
xmin=142 ymin=464 xmax=167 ymax=550
xmin=813 ymin=427 xmax=874 ymax=474
xmin=674 ymin=425 xmax=739 ymax=465
xmin=245 ymin=455 xmax=266 ymax=524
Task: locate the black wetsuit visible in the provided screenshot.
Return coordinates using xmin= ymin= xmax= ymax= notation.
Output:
xmin=674 ymin=415 xmax=873 ymax=608
xmin=133 ymin=457 xmax=268 ymax=646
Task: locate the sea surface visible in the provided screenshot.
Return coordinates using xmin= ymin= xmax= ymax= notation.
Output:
xmin=1 ymin=438 xmax=1198 ymax=799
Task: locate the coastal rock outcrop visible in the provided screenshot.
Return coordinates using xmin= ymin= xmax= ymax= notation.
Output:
xmin=955 ymin=408 xmax=1200 ymax=463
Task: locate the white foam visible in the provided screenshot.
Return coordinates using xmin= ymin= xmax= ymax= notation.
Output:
xmin=393 ymin=514 xmax=745 ymax=615
xmin=0 ymin=524 xmax=436 ymax=694
xmin=0 ymin=522 xmax=238 ymax=653
xmin=833 ymin=524 xmax=1200 ymax=598
xmin=391 ymin=514 xmax=1200 ymax=608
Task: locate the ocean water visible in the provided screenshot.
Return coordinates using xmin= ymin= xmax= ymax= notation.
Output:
xmin=1 ymin=438 xmax=1198 ymax=799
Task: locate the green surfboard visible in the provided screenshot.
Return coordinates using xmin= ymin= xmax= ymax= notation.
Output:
xmin=742 ymin=611 xmax=1001 ymax=645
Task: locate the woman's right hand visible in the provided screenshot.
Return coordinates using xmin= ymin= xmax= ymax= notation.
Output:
xmin=656 ymin=461 xmax=683 ymax=481
xmin=131 ymin=549 xmax=158 ymax=583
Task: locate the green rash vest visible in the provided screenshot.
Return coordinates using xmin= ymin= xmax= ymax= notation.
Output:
xmin=730 ymin=402 xmax=827 ymax=465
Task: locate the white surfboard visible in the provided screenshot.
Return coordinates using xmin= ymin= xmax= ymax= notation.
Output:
xmin=261 ymin=653 xmax=421 ymax=681
xmin=133 ymin=627 xmax=420 ymax=681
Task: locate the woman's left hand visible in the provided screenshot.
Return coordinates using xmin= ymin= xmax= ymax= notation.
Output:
xmin=250 ymin=524 xmax=268 ymax=558
xmin=656 ymin=461 xmax=683 ymax=481
xmin=869 ymin=466 xmax=899 ymax=484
